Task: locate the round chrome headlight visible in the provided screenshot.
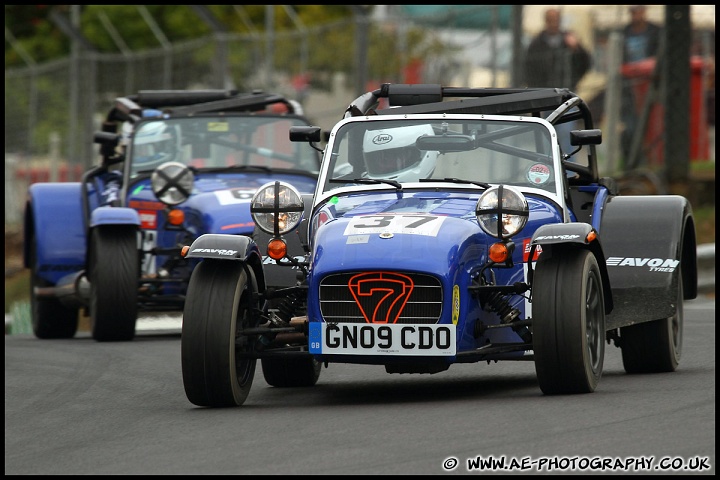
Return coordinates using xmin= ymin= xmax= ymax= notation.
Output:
xmin=475 ymin=185 xmax=529 ymax=239
xmin=151 ymin=161 xmax=194 ymax=206
xmin=250 ymin=181 xmax=304 ymax=235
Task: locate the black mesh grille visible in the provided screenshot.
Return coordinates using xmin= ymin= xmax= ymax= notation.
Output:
xmin=319 ymin=272 xmax=442 ymax=324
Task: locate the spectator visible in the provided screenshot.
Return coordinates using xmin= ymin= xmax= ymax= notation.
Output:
xmin=622 ymin=5 xmax=661 ymax=64
xmin=525 ymin=8 xmax=591 ymax=157
xmin=525 ymin=8 xmax=591 ymax=92
xmin=620 ymin=5 xmax=662 ymax=168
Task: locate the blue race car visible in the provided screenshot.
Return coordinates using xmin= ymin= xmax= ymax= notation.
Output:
xmin=23 ymin=89 xmax=321 ymax=341
xmin=180 ymin=84 xmax=698 ymax=407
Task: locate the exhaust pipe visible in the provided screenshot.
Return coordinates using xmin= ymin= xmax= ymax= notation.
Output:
xmin=33 ymin=271 xmax=90 ymax=308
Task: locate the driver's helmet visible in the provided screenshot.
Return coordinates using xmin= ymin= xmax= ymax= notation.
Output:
xmin=362 ymin=124 xmax=437 ymax=182
xmin=131 ymin=121 xmax=178 ymax=167
xmin=120 ymin=121 xmax=134 ymax=148
xmin=120 ymin=108 xmax=163 ymax=148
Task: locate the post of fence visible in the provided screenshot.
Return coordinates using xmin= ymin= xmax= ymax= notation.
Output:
xmin=49 ymin=131 xmax=60 ymax=182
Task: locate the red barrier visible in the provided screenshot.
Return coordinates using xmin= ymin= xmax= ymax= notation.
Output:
xmin=621 ymin=56 xmax=711 ymax=164
xmin=14 ymin=164 xmax=84 ymax=184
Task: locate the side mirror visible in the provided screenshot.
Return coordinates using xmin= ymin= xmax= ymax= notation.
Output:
xmin=570 ymin=129 xmax=602 ymax=146
xmin=94 ymin=131 xmax=124 ymax=166
xmin=289 ymin=126 xmax=322 ymax=143
xmin=289 ymin=126 xmax=323 ymax=153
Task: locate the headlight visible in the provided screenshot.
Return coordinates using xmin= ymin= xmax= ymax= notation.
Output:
xmin=250 ymin=181 xmax=304 ymax=235
xmin=475 ymin=185 xmax=528 ymax=239
xmin=151 ymin=161 xmax=194 ymax=206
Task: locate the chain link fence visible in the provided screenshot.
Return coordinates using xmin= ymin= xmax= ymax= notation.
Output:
xmin=5 ymin=5 xmax=715 ymax=226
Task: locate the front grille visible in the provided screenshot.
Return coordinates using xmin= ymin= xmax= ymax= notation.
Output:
xmin=319 ymin=272 xmax=443 ymax=324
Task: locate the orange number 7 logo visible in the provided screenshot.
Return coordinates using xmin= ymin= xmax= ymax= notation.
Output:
xmin=348 ymin=272 xmax=414 ymax=324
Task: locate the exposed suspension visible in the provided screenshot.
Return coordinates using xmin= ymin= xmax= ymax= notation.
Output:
xmin=484 ymin=291 xmax=520 ymax=324
xmin=482 ymin=291 xmax=532 ymax=344
xmin=268 ymin=288 xmax=304 ymax=326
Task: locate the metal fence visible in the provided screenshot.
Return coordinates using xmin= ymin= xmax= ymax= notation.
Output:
xmin=5 ymin=5 xmax=715 ymax=226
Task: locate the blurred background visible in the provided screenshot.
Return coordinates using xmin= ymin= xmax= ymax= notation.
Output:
xmin=4 ymin=4 xmax=715 ymax=225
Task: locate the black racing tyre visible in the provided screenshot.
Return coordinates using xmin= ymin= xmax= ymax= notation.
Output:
xmin=532 ymin=247 xmax=606 ymax=394
xmin=181 ymin=260 xmax=258 ymax=407
xmin=29 ymin=232 xmax=78 ymax=339
xmin=620 ymin=269 xmax=683 ymax=374
xmin=89 ymin=226 xmax=139 ymax=342
xmin=261 ymin=356 xmax=322 ymax=388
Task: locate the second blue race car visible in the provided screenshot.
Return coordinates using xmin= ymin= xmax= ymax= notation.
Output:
xmin=24 ymin=89 xmax=321 ymax=341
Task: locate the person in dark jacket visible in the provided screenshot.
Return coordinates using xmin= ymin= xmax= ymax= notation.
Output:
xmin=525 ymin=8 xmax=591 ymax=157
xmin=524 ymin=8 xmax=591 ymax=92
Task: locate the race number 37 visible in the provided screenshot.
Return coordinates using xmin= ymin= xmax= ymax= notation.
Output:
xmin=343 ymin=214 xmax=446 ymax=237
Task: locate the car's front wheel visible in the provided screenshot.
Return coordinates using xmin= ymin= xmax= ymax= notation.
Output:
xmin=89 ymin=226 xmax=139 ymax=342
xmin=181 ymin=260 xmax=259 ymax=407
xmin=532 ymin=247 xmax=606 ymax=394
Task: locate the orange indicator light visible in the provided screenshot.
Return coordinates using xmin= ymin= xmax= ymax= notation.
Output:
xmin=167 ymin=209 xmax=184 ymax=225
xmin=267 ymin=239 xmax=287 ymax=260
xmin=489 ymin=242 xmax=509 ymax=263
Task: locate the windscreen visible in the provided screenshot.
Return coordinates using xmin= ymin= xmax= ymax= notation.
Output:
xmin=128 ymin=116 xmax=320 ymax=178
xmin=323 ymin=117 xmax=558 ymax=195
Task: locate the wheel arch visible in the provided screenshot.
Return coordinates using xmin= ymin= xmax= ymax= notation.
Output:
xmin=680 ymin=212 xmax=698 ymax=300
xmin=89 ymin=206 xmax=141 ymax=228
xmin=23 ymin=197 xmax=35 ymax=269
xmin=531 ymin=222 xmax=613 ymax=314
xmin=23 ymin=183 xmax=86 ymax=282
xmin=184 ymin=233 xmax=267 ymax=292
xmin=598 ymin=195 xmax=695 ymax=329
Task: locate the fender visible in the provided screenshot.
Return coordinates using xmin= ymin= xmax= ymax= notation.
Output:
xmin=598 ymin=195 xmax=696 ymax=330
xmin=89 ymin=206 xmax=141 ymax=228
xmin=24 ymin=183 xmax=86 ymax=284
xmin=530 ymin=222 xmax=613 ymax=314
xmin=185 ymin=233 xmax=266 ymax=292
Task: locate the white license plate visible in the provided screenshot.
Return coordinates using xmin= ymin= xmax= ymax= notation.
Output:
xmin=309 ymin=323 xmax=456 ymax=356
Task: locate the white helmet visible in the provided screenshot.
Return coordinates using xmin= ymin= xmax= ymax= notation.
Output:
xmin=120 ymin=121 xmax=134 ymax=147
xmin=120 ymin=108 xmax=164 ymax=147
xmin=131 ymin=121 xmax=178 ymax=167
xmin=363 ymin=124 xmax=437 ymax=182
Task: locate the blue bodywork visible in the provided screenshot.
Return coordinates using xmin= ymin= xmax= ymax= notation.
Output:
xmin=26 ymin=171 xmax=317 ymax=290
xmin=304 ymin=190 xmax=564 ymax=363
xmin=24 ymin=89 xmax=323 ymax=342
xmin=177 ymin=84 xmax=700 ymax=407
xmin=26 ymin=182 xmax=88 ymax=285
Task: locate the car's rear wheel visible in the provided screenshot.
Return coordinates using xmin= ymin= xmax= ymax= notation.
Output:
xmin=89 ymin=226 xmax=139 ymax=342
xmin=181 ymin=260 xmax=258 ymax=407
xmin=620 ymin=268 xmax=683 ymax=373
xmin=261 ymin=356 xmax=322 ymax=387
xmin=532 ymin=247 xmax=605 ymax=394
xmin=29 ymin=232 xmax=78 ymax=339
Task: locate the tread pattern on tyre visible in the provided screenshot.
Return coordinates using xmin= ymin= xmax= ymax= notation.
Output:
xmin=532 ymin=247 xmax=605 ymax=395
xmin=90 ymin=226 xmax=139 ymax=342
xmin=181 ymin=260 xmax=258 ymax=407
